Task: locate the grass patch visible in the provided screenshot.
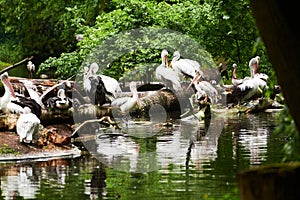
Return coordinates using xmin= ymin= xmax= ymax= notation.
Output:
xmin=0 ymin=144 xmax=20 ymax=155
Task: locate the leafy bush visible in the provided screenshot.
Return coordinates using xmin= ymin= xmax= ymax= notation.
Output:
xmin=274 ymin=106 xmax=300 ymax=162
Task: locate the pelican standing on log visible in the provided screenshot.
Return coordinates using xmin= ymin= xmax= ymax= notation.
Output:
xmin=83 ymin=65 xmax=111 ymax=106
xmin=249 ymin=56 xmax=260 ymax=78
xmin=45 ymin=88 xmax=72 ymax=111
xmin=235 ymin=72 xmax=269 ymax=102
xmin=84 ymin=62 xmax=122 ymax=98
xmin=170 ymin=50 xmax=204 ymax=80
xmin=27 ymin=61 xmax=35 ymax=79
xmin=0 ymin=72 xmax=24 ymax=114
xmin=232 ymin=63 xmax=244 ymax=86
xmin=155 ymin=49 xmax=182 ymax=91
xmin=188 ymin=72 xmax=219 ymax=104
xmin=111 ymin=81 xmax=140 ymax=113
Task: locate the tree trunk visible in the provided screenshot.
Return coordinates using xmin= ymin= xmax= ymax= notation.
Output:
xmin=250 ymin=1 xmax=300 ymax=130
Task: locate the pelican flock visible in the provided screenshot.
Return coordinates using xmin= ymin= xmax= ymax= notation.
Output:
xmin=228 ymin=57 xmax=269 ymax=103
xmin=0 ymin=50 xmax=273 ymax=146
xmin=0 ymin=72 xmax=42 ymax=143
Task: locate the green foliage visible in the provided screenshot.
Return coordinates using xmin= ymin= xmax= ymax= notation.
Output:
xmin=274 ymin=106 xmax=300 ymax=162
xmin=0 ymin=0 xmax=104 ymax=64
xmin=36 ymin=0 xmax=271 ymax=81
xmin=38 ymin=51 xmax=84 ymax=79
xmin=0 ymin=38 xmax=23 ymax=64
xmin=1 ymin=0 xmax=273 ymax=82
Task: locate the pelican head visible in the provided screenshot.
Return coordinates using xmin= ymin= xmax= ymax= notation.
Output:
xmin=173 ymin=51 xmax=180 ymax=60
xmin=251 ymin=56 xmax=260 ymax=65
xmin=0 ymin=72 xmax=16 ymax=98
xmin=83 ymin=66 xmax=89 ymax=74
xmin=187 ymin=71 xmax=204 ymax=89
xmin=161 ymin=49 xmax=169 ymax=66
xmin=129 ymin=81 xmax=137 ymax=92
xmin=57 ymin=88 xmax=66 ymax=98
xmin=90 ymin=62 xmax=99 ymax=75
xmin=256 ymin=56 xmax=260 ymax=62
xmin=129 ymin=81 xmax=140 ymax=105
xmin=233 ymin=63 xmax=237 ymax=68
xmin=161 ymin=49 xmax=168 ymax=58
xmin=170 ymin=51 xmax=181 ymax=68
xmin=0 ymin=72 xmax=9 ymax=81
xmin=56 ymin=89 xmax=70 ymax=109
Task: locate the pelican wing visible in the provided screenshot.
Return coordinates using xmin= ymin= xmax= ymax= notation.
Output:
xmin=156 ymin=65 xmax=181 ymax=90
xmin=111 ymin=96 xmax=131 ymax=107
xmin=19 ymin=80 xmax=43 ymax=106
xmin=16 ymin=113 xmax=40 ymax=142
xmin=172 ymin=59 xmax=200 ymax=78
xmin=39 ymin=75 xmax=74 ymax=102
xmin=100 ymin=75 xmax=122 ymax=97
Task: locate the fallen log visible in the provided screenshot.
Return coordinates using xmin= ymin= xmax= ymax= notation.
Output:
xmin=0 ymin=76 xmax=201 ymax=131
xmin=73 ymin=89 xmax=195 ymax=122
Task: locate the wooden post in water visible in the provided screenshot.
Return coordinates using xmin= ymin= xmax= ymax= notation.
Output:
xmin=238 ymin=162 xmax=300 ymax=200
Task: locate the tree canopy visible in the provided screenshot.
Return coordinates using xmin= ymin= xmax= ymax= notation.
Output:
xmin=0 ymin=0 xmax=273 ymax=82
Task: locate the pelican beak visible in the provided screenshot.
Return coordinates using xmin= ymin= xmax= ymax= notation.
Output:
xmin=134 ymin=89 xmax=141 ymax=106
xmin=85 ymin=71 xmax=91 ymax=79
xmin=187 ymin=73 xmax=201 ymax=89
xmin=136 ymin=97 xmax=141 ymax=106
xmin=164 ymin=55 xmax=170 ymax=67
xmin=2 ymin=76 xmax=16 ymax=98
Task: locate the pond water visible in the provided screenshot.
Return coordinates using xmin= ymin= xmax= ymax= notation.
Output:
xmin=0 ymin=111 xmax=287 ymax=200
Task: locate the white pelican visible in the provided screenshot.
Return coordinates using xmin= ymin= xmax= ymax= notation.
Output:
xmin=84 ymin=72 xmax=109 ymax=106
xmin=84 ymin=62 xmax=122 ymax=98
xmin=45 ymin=88 xmax=72 ymax=111
xmin=16 ymin=107 xmax=41 ymax=143
xmin=0 ymin=72 xmax=41 ymax=117
xmin=232 ymin=63 xmax=244 ymax=86
xmin=0 ymin=72 xmax=24 ymax=114
xmin=188 ymin=72 xmax=219 ymax=104
xmin=155 ymin=49 xmax=182 ymax=91
xmin=111 ymin=81 xmax=140 ymax=113
xmin=237 ymin=72 xmax=268 ymax=101
xmin=27 ymin=61 xmax=35 ymax=79
xmin=19 ymin=79 xmax=43 ymax=106
xmin=170 ymin=50 xmax=204 ymax=80
xmin=248 ymin=56 xmax=260 ymax=78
